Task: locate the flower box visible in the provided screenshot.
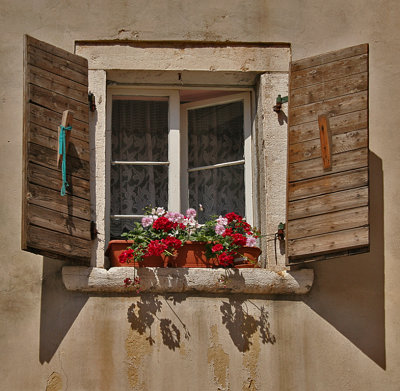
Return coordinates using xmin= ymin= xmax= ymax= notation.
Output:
xmin=106 ymin=240 xmax=261 ymax=268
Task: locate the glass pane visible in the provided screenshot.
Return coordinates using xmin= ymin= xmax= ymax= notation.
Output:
xmin=188 ymin=101 xmax=244 ymax=168
xmin=189 ymin=165 xmax=245 ymax=223
xmin=112 ymin=99 xmax=168 ymax=162
xmin=110 ymin=165 xmax=168 ymax=237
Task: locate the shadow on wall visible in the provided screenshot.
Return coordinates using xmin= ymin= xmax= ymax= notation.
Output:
xmin=303 ymin=152 xmax=386 ymax=369
xmin=220 ymin=297 xmax=276 ymax=352
xmin=127 ymin=294 xmax=191 ymax=350
xmin=39 ymin=258 xmax=88 ymax=363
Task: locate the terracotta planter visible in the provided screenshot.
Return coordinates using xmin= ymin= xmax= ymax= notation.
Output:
xmin=164 ymin=241 xmax=218 ymax=268
xmin=233 ymin=246 xmax=262 ymax=268
xmin=105 ymin=240 xmax=165 ymax=268
xmin=165 ymin=241 xmax=261 ymax=268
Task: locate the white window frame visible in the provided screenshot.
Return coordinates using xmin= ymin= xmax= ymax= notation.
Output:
xmin=106 ymin=87 xmax=254 ymax=238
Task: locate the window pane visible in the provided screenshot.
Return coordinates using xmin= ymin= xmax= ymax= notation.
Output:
xmin=112 ymin=99 xmax=168 ymax=162
xmin=188 ymin=101 xmax=244 ymax=168
xmin=110 ymin=165 xmax=168 ymax=237
xmin=189 ymin=165 xmax=245 ymax=223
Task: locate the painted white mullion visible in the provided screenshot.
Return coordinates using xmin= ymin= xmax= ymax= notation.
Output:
xmin=168 ymin=91 xmax=181 ymax=212
xmin=180 ymin=105 xmax=189 ymax=212
xmin=243 ymin=93 xmax=253 ymax=225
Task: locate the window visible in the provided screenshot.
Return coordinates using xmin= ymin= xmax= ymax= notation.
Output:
xmin=22 ymin=36 xmax=369 ymax=271
xmin=107 ymin=89 xmax=253 ymax=239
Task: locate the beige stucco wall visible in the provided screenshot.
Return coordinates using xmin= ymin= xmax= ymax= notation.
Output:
xmin=1 ymin=1 xmax=399 ymax=390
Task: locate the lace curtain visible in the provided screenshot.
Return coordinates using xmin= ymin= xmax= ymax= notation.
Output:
xmin=110 ymin=99 xmax=168 ymax=237
xmin=110 ymin=98 xmax=245 ymax=237
xmin=188 ymin=101 xmax=245 ymax=223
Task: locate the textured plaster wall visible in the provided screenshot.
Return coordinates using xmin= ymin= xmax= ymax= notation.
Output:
xmin=0 ymin=0 xmax=399 ymax=390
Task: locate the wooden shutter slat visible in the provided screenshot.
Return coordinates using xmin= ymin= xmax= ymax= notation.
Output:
xmin=29 ymin=123 xmax=90 ymax=162
xmin=288 ymin=206 xmax=368 ymax=240
xmin=288 ymin=167 xmax=368 ymax=201
xmin=27 ymin=226 xmax=91 ymax=260
xmin=28 ymin=142 xmax=90 ymax=180
xmin=27 ymin=182 xmax=91 ymax=220
xmin=29 ymin=84 xmax=88 ymax=123
xmin=287 ymin=44 xmax=369 ymax=263
xmin=26 ymin=35 xmax=88 ymax=68
xmin=27 ymin=45 xmax=88 ymax=85
xmin=28 ymin=204 xmax=92 ymax=240
xmin=30 ymin=105 xmax=89 ymax=143
xmin=291 ymin=44 xmax=368 ymax=72
xmin=291 ymin=53 xmax=368 ymax=90
xmin=289 ymin=147 xmax=368 ymax=182
xmin=289 ymin=110 xmax=368 ymax=144
xmin=290 ymin=72 xmax=368 ymax=108
xmin=289 ymin=129 xmax=367 ymax=163
xmin=22 ymin=35 xmax=91 ymax=263
xmin=287 ymin=227 xmax=369 ymax=260
xmin=28 ymin=65 xmax=87 ymax=104
xmin=288 ymin=187 xmax=369 ymax=220
xmin=290 ymin=90 xmax=367 ymax=127
xmin=28 ymin=163 xmax=90 ymax=201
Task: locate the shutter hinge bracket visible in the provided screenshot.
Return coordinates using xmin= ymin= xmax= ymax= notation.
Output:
xmin=88 ymin=92 xmax=96 ymax=112
xmin=273 ymin=95 xmax=288 ymax=113
xmin=90 ymin=221 xmax=98 ymax=240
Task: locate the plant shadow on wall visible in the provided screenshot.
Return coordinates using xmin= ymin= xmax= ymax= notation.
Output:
xmin=302 ymin=152 xmax=386 ymax=369
xmin=220 ymin=297 xmax=276 ymax=352
xmin=127 ymin=294 xmax=190 ymax=350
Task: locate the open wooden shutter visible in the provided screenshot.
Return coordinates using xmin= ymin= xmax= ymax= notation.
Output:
xmin=22 ymin=35 xmax=91 ymax=263
xmin=287 ymin=44 xmax=369 ymax=263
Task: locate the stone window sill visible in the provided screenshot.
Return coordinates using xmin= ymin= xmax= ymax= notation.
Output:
xmin=62 ymin=267 xmax=313 ymax=295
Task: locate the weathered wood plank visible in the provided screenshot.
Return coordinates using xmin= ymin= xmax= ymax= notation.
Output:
xmin=28 ymin=141 xmax=90 ymax=180
xmin=288 ymin=187 xmax=368 ymax=220
xmin=287 ymin=226 xmax=369 ymax=259
xmin=26 ymin=35 xmax=88 ymax=68
xmin=26 ymin=225 xmax=91 ymax=260
xmin=27 ymin=182 xmax=91 ymax=220
xmin=289 ymin=90 xmax=367 ymax=127
xmin=288 ymin=168 xmax=368 ymax=201
xmin=289 ymin=109 xmax=367 ymax=144
xmin=27 ymin=163 xmax=90 ymax=200
xmin=28 ymin=64 xmax=87 ymax=104
xmin=29 ymin=122 xmax=89 ymax=162
xmin=27 ymin=44 xmax=87 ymax=86
xmin=290 ymin=72 xmax=368 ymax=108
xmin=29 ymin=84 xmax=88 ymax=123
xmin=291 ymin=44 xmax=368 ymax=72
xmin=28 ymin=203 xmax=91 ymax=240
xmin=289 ymin=129 xmax=367 ymax=163
xmin=291 ymin=54 xmax=368 ymax=90
xmin=289 ymin=148 xmax=368 ymax=182
xmin=288 ymin=206 xmax=368 ymax=240
xmin=30 ymin=104 xmax=89 ymax=142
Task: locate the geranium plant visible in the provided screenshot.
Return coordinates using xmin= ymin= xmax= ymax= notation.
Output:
xmin=118 ymin=207 xmax=260 ymax=268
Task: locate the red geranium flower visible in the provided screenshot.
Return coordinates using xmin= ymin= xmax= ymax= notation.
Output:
xmin=212 ymin=243 xmax=224 ymax=253
xmin=231 ymin=233 xmax=247 ymax=246
xmin=218 ymin=252 xmax=234 ymax=267
xmin=146 ymin=240 xmax=167 ymax=256
xmin=153 ymin=216 xmax=175 ymax=232
xmin=162 ymin=236 xmax=182 ymax=250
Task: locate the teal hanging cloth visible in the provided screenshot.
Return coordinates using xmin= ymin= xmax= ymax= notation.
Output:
xmin=59 ymin=125 xmax=72 ymax=196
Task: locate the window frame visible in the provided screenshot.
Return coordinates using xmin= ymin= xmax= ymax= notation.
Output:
xmin=106 ymin=87 xmax=255 ymax=241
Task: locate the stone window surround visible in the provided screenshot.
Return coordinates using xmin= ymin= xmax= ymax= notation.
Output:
xmin=62 ymin=41 xmax=314 ymax=294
